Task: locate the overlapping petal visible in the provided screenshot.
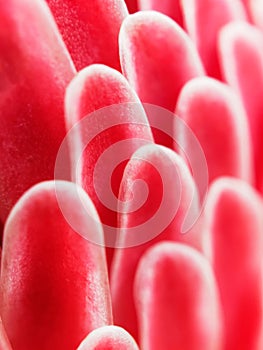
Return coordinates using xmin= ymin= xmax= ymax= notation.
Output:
xmin=0 ymin=181 xmax=112 ymax=349
xmin=206 ymin=178 xmax=263 ymax=350
xmin=0 ymin=0 xmax=75 ymax=226
xmin=111 ymin=144 xmax=203 ymax=340
xmin=176 ymin=77 xmax=253 ymax=184
xmin=46 ymin=0 xmax=128 ymax=71
xmin=219 ymin=21 xmax=263 ymax=192
xmin=181 ymin=0 xmax=247 ymax=79
xmin=135 ymin=242 xmax=223 ymax=350
xmin=65 ymin=64 xmax=153 ymax=255
xmin=119 ymin=11 xmax=204 ymax=147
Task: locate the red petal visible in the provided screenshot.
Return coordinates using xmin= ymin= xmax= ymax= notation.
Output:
xmin=77 ymin=326 xmax=139 ymax=350
xmin=206 ymin=178 xmax=263 ymax=350
xmin=176 ymin=77 xmax=253 ymax=185
xmin=64 ymin=64 xmax=153 ymax=265
xmin=181 ymin=0 xmax=247 ymax=79
xmin=46 ymin=0 xmax=128 ymax=71
xmin=0 ymin=0 xmax=75 ymax=224
xmin=135 ymin=242 xmax=223 ymax=350
xmin=219 ymin=22 xmax=263 ymax=192
xmin=119 ymin=11 xmax=204 ymax=147
xmin=110 ymin=144 xmax=204 ymax=340
xmin=0 ymin=181 xmax=112 ymax=350
xmin=138 ymin=0 xmax=184 ymax=27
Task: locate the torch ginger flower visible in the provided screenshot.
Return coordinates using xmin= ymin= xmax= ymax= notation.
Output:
xmin=0 ymin=0 xmax=263 ymax=350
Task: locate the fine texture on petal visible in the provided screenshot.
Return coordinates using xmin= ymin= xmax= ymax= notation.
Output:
xmin=176 ymin=77 xmax=253 ymax=185
xmin=65 ymin=64 xmax=153 ymax=254
xmin=111 ymin=144 xmax=203 ymax=340
xmin=119 ymin=11 xmax=204 ymax=147
xmin=219 ymin=22 xmax=263 ymax=192
xmin=206 ymin=178 xmax=263 ymax=350
xmin=135 ymin=242 xmax=223 ymax=350
xmin=77 ymin=326 xmax=139 ymax=350
xmin=139 ymin=0 xmax=184 ymax=27
xmin=0 ymin=181 xmax=112 ymax=350
xmin=181 ymin=0 xmax=247 ymax=79
xmin=46 ymin=0 xmax=128 ymax=71
xmin=0 ymin=0 xmax=75 ymax=225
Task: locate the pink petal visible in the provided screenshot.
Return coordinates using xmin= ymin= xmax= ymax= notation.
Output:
xmin=181 ymin=0 xmax=247 ymax=79
xmin=138 ymin=0 xmax=184 ymax=27
xmin=65 ymin=64 xmax=153 ymax=263
xmin=77 ymin=326 xmax=139 ymax=350
xmin=111 ymin=144 xmax=204 ymax=340
xmin=206 ymin=177 xmax=263 ymax=350
xmin=135 ymin=242 xmax=223 ymax=350
xmin=0 ymin=181 xmax=112 ymax=350
xmin=119 ymin=11 xmax=204 ymax=147
xmin=0 ymin=0 xmax=75 ymax=225
xmin=46 ymin=0 xmax=128 ymax=71
xmin=248 ymin=0 xmax=263 ymax=29
xmin=0 ymin=318 xmax=12 ymax=350
xmin=219 ymin=22 xmax=263 ymax=192
xmin=176 ymin=77 xmax=253 ymax=185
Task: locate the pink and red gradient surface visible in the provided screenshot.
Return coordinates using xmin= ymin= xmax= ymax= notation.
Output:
xmin=0 ymin=0 xmax=263 ymax=349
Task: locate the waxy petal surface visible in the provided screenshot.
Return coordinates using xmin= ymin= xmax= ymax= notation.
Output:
xmin=119 ymin=11 xmax=204 ymax=147
xmin=77 ymin=326 xmax=139 ymax=350
xmin=65 ymin=65 xmax=153 ymax=250
xmin=47 ymin=0 xmax=128 ymax=71
xmin=0 ymin=0 xmax=75 ymax=225
xmin=135 ymin=242 xmax=223 ymax=350
xmin=206 ymin=178 xmax=263 ymax=350
xmin=181 ymin=0 xmax=247 ymax=79
xmin=219 ymin=22 xmax=263 ymax=192
xmin=176 ymin=77 xmax=253 ymax=185
xmin=139 ymin=0 xmax=184 ymax=27
xmin=0 ymin=181 xmax=112 ymax=350
xmin=111 ymin=144 xmax=203 ymax=340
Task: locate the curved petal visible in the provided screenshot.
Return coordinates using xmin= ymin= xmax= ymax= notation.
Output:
xmin=119 ymin=11 xmax=204 ymax=147
xmin=135 ymin=242 xmax=223 ymax=350
xmin=77 ymin=326 xmax=139 ymax=350
xmin=124 ymin=0 xmax=138 ymax=13
xmin=46 ymin=0 xmax=128 ymax=70
xmin=0 ymin=318 xmax=12 ymax=350
xmin=206 ymin=177 xmax=263 ymax=350
xmin=176 ymin=77 xmax=253 ymax=184
xmin=64 ymin=64 xmax=153 ymax=264
xmin=0 ymin=0 xmax=75 ymax=224
xmin=181 ymin=0 xmax=247 ymax=79
xmin=110 ymin=144 xmax=204 ymax=340
xmin=219 ymin=21 xmax=263 ymax=192
xmin=0 ymin=181 xmax=112 ymax=350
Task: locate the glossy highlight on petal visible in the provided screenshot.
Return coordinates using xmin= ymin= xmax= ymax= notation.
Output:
xmin=111 ymin=144 xmax=204 ymax=340
xmin=47 ymin=0 xmax=128 ymax=71
xmin=0 ymin=0 xmax=75 ymax=225
xmin=77 ymin=326 xmax=139 ymax=350
xmin=0 ymin=181 xmax=112 ymax=350
xmin=206 ymin=178 xmax=263 ymax=350
xmin=219 ymin=21 xmax=263 ymax=192
xmin=135 ymin=242 xmax=223 ymax=350
xmin=176 ymin=77 xmax=253 ymax=184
